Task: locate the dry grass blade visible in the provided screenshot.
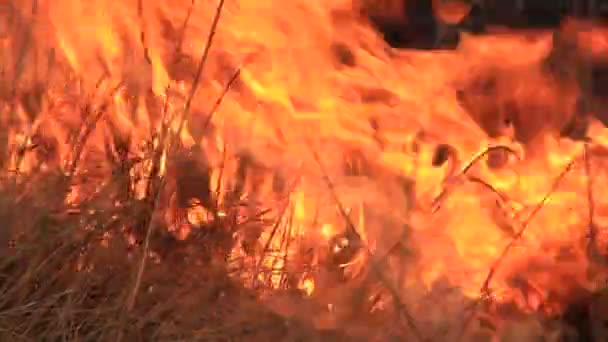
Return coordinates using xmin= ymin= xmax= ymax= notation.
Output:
xmin=254 ymin=179 xmax=300 ymax=279
xmin=174 ymin=0 xmax=226 ymax=143
xmin=66 ymin=82 xmax=123 ymax=175
xmin=123 ymin=0 xmax=227 ymax=332
xmin=9 ymin=0 xmax=37 ymax=101
xmin=432 ymin=144 xmax=520 ymax=213
xmin=465 ymin=175 xmax=515 ymax=210
xmin=254 ymin=198 xmax=290 ymax=282
xmin=175 ymin=0 xmax=197 ymax=57
xmin=455 ymin=158 xmax=577 ymax=341
xmin=583 ymin=142 xmax=608 ymax=264
xmin=136 ymin=0 xmax=152 ymax=64
xmin=202 ymin=67 xmax=241 ymax=130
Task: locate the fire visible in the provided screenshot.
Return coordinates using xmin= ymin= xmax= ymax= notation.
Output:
xmin=298 ymin=277 xmax=315 ymax=296
xmin=4 ymin=0 xmax=608 ymax=338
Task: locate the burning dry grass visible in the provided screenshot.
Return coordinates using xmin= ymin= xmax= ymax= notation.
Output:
xmin=0 ymin=78 xmax=586 ymax=340
xmin=0 ymin=3 xmax=345 ymax=340
xmin=2 ymin=0 xmax=608 ymax=341
xmin=0 ymin=103 xmax=349 ymax=340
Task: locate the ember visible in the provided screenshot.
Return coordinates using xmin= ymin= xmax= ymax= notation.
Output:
xmin=1 ymin=0 xmax=608 ymax=340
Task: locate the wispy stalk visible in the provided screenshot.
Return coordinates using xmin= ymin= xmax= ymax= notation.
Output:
xmin=583 ymin=142 xmax=607 ymax=264
xmin=432 ymin=144 xmax=520 ymax=213
xmin=173 ymin=0 xmax=227 ymax=144
xmin=455 ymin=159 xmax=576 ymax=341
xmin=66 ymin=82 xmax=123 ymax=176
xmin=202 ymin=68 xmax=241 ymax=130
xmin=123 ymin=0 xmax=228 ymax=331
xmin=175 ymin=0 xmax=197 ymax=57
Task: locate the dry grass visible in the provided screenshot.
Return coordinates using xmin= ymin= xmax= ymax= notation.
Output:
xmin=0 ymin=83 xmax=598 ymax=342
xmin=2 ymin=2 xmax=608 ymax=341
xmin=0 ymin=11 xmax=354 ymax=340
xmin=0 ymin=124 xmax=365 ymax=341
xmin=0 ymin=3 xmax=358 ymax=340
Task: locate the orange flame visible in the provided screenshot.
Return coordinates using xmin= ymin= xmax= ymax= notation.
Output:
xmin=4 ymin=0 xmax=608 ymax=326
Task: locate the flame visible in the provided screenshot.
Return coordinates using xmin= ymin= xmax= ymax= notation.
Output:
xmin=298 ymin=277 xmax=315 ymax=296
xmin=5 ymin=0 xmax=608 ymax=331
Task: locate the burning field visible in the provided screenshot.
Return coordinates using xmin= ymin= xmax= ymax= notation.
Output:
xmin=1 ymin=0 xmax=608 ymax=340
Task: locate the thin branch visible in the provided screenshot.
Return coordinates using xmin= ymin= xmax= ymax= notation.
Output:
xmin=115 ymin=86 xmax=171 ymax=342
xmin=465 ymin=175 xmax=514 ymax=211
xmin=117 ymin=86 xmax=174 ymax=339
xmin=66 ymin=82 xmax=123 ymax=175
xmin=584 ymin=142 xmax=596 ymax=237
xmin=583 ymin=142 xmax=607 ymax=264
xmin=465 ymin=175 xmax=521 ymax=237
xmin=123 ymin=0 xmax=227 ymax=326
xmin=254 ymin=179 xmax=300 ymax=284
xmin=455 ymin=158 xmax=576 ymax=341
xmin=432 ymin=144 xmax=520 ymax=213
xmin=136 ymin=0 xmax=152 ymax=65
xmin=453 ymin=145 xmax=521 ymax=179
xmin=125 ymin=177 xmax=165 ymax=311
xmin=175 ymin=0 xmax=197 ymax=57
xmin=202 ymin=68 xmax=241 ymax=130
xmin=214 ymin=138 xmax=228 ymax=212
xmin=173 ymin=0 xmax=226 ymax=145
xmin=144 ymin=85 xmax=173 ymax=201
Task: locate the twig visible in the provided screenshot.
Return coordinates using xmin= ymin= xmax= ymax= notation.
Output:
xmin=145 ymin=87 xmax=171 ymax=200
xmin=125 ymin=178 xmax=165 ymax=310
xmin=432 ymin=145 xmax=520 ymax=213
xmin=584 ymin=142 xmax=596 ymax=239
xmin=254 ymin=180 xmax=300 ymax=285
xmin=173 ymin=0 xmax=226 ymax=144
xmin=455 ymin=159 xmax=576 ymax=341
xmin=123 ymin=87 xmax=175 ymax=321
xmin=465 ymin=175 xmax=515 ymax=211
xmin=213 ymin=138 xmax=227 ymax=213
xmin=66 ymin=82 xmax=123 ymax=175
xmin=201 ymin=68 xmax=241 ymax=130
xmin=583 ymin=142 xmax=607 ymax=264
xmin=136 ymin=0 xmax=152 ymax=65
xmin=175 ymin=0 xmax=197 ymax=57
xmin=121 ymin=1 xmax=227 ymax=333
xmin=118 ymin=85 xmax=172 ymax=341
xmin=453 ymin=145 xmax=520 ymax=180
xmin=279 ymin=206 xmax=296 ymax=288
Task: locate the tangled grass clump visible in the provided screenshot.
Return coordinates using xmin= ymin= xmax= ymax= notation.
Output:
xmin=0 ymin=112 xmax=361 ymax=341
